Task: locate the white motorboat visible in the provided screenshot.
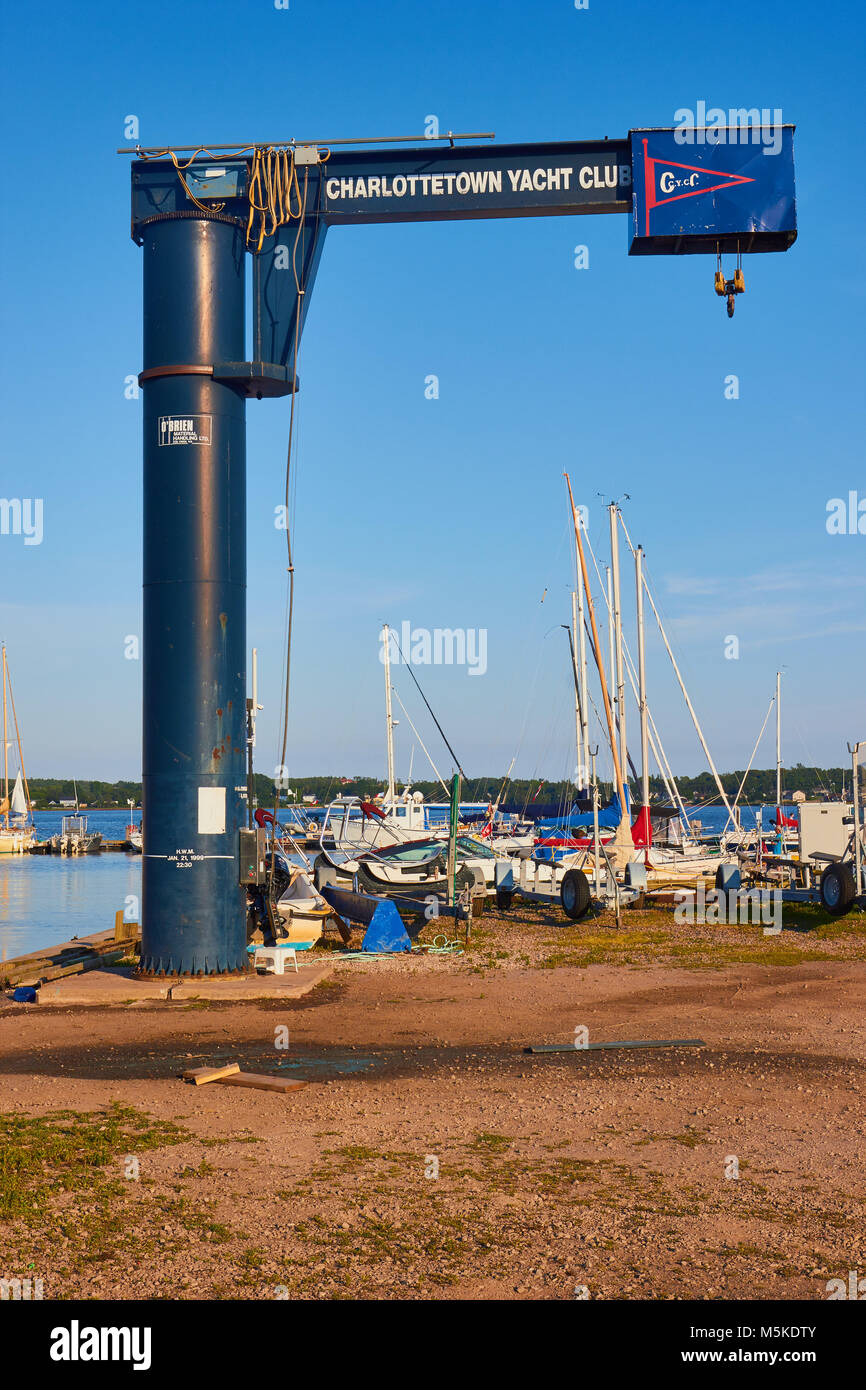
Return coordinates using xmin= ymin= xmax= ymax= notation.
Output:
xmin=49 ymin=815 xmax=102 ymax=855
xmin=321 ymin=833 xmax=510 ymax=898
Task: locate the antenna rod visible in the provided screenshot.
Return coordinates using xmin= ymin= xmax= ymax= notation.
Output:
xmin=117 ymin=132 xmax=496 ymax=156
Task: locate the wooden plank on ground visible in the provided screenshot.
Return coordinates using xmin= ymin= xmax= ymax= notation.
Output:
xmin=215 ymin=1071 xmax=308 ymax=1094
xmin=182 ymin=1063 xmax=242 ymax=1085
xmin=524 ymin=1039 xmax=706 ymax=1054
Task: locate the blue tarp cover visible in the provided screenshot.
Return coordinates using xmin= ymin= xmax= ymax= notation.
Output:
xmin=361 ymin=900 xmax=412 ymax=953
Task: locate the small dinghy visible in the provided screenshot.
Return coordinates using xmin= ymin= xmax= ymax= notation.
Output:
xmin=273 ymin=869 xmax=332 ymax=949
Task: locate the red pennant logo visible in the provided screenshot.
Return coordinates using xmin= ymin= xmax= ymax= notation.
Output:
xmin=641 ymin=138 xmax=754 ymax=236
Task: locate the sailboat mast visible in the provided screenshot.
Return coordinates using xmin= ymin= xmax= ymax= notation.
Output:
xmin=609 ymin=505 xmax=627 ymax=800
xmin=635 ymin=544 xmax=650 ymax=815
xmin=575 ymin=512 xmax=590 ymax=784
xmin=618 ymin=514 xmax=736 ymax=825
xmin=382 ymin=624 xmax=396 ymax=804
xmin=571 ymin=591 xmax=582 ymax=781
xmin=6 ymin=657 xmax=34 ymax=823
xmin=605 ymin=567 xmax=616 ymax=710
xmin=2 ymin=645 xmax=8 ymax=829
xmin=776 ymin=671 xmax=782 ymax=813
xmin=565 ymin=476 xmax=628 ymax=818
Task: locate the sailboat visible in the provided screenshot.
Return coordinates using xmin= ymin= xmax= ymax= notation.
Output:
xmin=0 ymin=645 xmax=36 ymax=854
xmin=554 ymin=486 xmax=727 ymax=883
xmin=125 ymin=798 xmax=143 ymax=852
xmin=316 ymin=626 xmax=533 ymax=856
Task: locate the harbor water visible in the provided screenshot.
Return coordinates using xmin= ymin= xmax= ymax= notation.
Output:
xmin=1 ymin=812 xmax=141 ymax=962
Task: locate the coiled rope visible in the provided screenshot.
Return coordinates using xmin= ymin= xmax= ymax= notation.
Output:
xmin=149 ymin=144 xmax=327 ymax=252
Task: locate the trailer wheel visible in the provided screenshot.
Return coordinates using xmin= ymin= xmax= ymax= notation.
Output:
xmin=819 ymin=863 xmax=856 ymax=917
xmin=496 ymin=889 xmax=514 ymax=910
xmin=560 ymin=868 xmax=591 ymax=921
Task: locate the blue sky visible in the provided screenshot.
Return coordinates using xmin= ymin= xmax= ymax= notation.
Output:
xmin=0 ymin=0 xmax=863 ymax=791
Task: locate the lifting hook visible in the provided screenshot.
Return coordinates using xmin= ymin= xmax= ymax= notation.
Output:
xmin=714 ymin=248 xmax=745 ymax=318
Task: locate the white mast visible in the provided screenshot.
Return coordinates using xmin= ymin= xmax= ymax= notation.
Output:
xmin=775 ymin=671 xmax=782 ymax=815
xmin=575 ymin=512 xmax=590 ymax=786
xmin=605 ymin=567 xmax=616 ymax=711
xmin=381 ymin=624 xmax=396 ymax=804
xmin=609 ymin=504 xmax=627 ymax=802
xmin=580 ymin=519 xmax=692 ymax=835
xmin=571 ymin=590 xmax=582 ymax=783
xmin=2 ymin=645 xmax=7 ymax=829
xmin=635 ymin=544 xmax=650 ymax=817
xmin=565 ymin=475 xmax=630 ymax=851
xmin=621 ymin=527 xmax=736 ymax=824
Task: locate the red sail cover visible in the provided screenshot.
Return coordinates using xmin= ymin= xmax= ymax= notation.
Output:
xmin=360 ymin=800 xmax=386 ymax=821
xmin=631 ymin=806 xmax=653 ymax=848
xmin=774 ymin=809 xmax=798 ymax=829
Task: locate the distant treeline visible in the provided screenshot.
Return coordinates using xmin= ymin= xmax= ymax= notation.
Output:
xmin=23 ymin=763 xmax=849 ymax=810
xmin=24 ymin=780 xmax=142 ymax=810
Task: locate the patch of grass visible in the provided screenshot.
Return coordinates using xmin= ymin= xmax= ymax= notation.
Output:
xmin=0 ymin=1104 xmax=188 ymax=1224
xmin=520 ymin=906 xmax=866 ymax=968
xmin=200 ymin=1133 xmax=262 ymax=1148
xmin=335 ymin=1145 xmax=382 ymax=1162
xmin=0 ymin=1105 xmax=275 ymax=1291
xmin=179 ymin=1159 xmax=215 ymax=1179
xmin=470 ymin=1133 xmax=513 ymax=1154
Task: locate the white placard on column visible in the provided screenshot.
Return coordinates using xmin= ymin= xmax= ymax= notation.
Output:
xmin=198 ymin=786 xmax=226 ymax=835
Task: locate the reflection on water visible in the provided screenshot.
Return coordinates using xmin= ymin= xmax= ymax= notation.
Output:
xmin=0 ymin=811 xmax=141 ymax=961
xmin=275 ymin=1056 xmax=382 ymax=1076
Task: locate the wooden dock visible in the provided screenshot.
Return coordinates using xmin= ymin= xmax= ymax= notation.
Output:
xmin=1 ymin=915 xmax=140 ymax=988
xmin=27 ymin=838 xmax=138 ymax=854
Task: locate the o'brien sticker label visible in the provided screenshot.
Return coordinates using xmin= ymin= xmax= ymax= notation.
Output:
xmin=158 ymin=414 xmax=212 ymax=446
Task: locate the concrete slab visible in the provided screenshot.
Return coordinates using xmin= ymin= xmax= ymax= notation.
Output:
xmin=170 ymin=963 xmax=334 ymax=1000
xmin=35 ymin=962 xmax=335 ymax=1005
xmin=37 ymin=970 xmax=173 ymax=1005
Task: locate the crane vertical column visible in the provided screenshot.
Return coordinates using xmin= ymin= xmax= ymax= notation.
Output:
xmin=139 ymin=214 xmax=248 ymax=974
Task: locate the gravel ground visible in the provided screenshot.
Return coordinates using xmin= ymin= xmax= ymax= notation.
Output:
xmin=0 ymin=903 xmax=863 ymax=1301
